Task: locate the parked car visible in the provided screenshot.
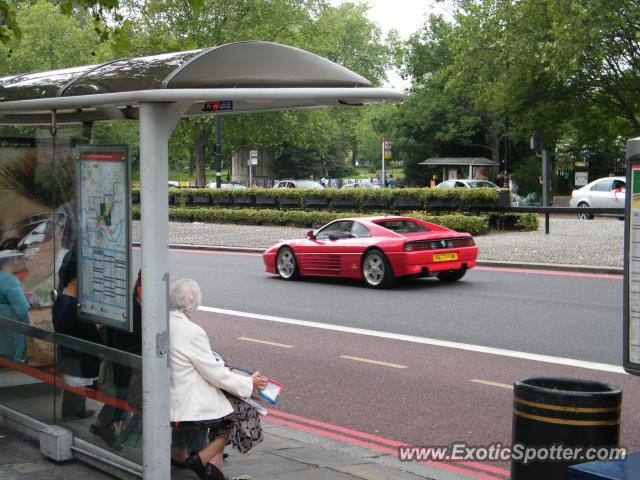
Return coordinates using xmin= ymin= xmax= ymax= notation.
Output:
xmin=206 ymin=182 xmax=248 ymax=189
xmin=435 ymin=179 xmax=501 ymax=190
xmin=273 ymin=179 xmax=325 ymax=189
xmin=341 ymin=183 xmax=382 ymax=189
xmin=263 ymin=216 xmax=478 ymax=288
xmin=569 ymin=176 xmax=625 ymax=219
xmin=168 ymin=180 xmax=180 ymax=188
xmin=435 ymin=178 xmax=521 ymax=206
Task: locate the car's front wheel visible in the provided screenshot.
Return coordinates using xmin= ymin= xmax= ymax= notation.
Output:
xmin=361 ymin=250 xmax=395 ymax=288
xmin=276 ymin=247 xmax=299 ymax=280
xmin=437 ymin=269 xmax=467 ymax=282
xmin=577 ymin=202 xmax=594 ymax=220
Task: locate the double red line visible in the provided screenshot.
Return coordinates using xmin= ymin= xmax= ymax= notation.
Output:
xmin=264 ymin=408 xmax=509 ymax=480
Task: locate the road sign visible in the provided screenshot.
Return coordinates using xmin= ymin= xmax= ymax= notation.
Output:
xmin=249 ymin=149 xmax=258 ymax=166
xmin=574 ymin=171 xmax=588 ymax=187
xmin=384 ymin=140 xmax=392 ymax=159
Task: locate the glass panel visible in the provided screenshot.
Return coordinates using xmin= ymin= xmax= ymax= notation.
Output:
xmin=0 ymin=126 xmax=65 ymax=427
xmin=0 ymin=124 xmax=142 ymax=465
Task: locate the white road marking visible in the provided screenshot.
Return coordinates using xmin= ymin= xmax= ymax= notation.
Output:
xmin=340 ymin=355 xmax=407 ymax=369
xmin=471 ymin=379 xmax=513 ymax=390
xmin=198 ymin=306 xmax=627 ymax=375
xmin=237 ymin=337 xmax=294 ymax=348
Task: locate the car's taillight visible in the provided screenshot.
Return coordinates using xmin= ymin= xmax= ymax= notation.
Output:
xmin=404 ymin=243 xmax=415 ymax=252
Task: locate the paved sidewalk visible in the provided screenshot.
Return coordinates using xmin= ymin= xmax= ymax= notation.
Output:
xmin=0 ymin=420 xmax=466 ymax=480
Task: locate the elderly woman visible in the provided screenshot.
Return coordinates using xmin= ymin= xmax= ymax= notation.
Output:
xmin=169 ymin=278 xmax=267 ymax=480
xmin=0 ymin=250 xmax=30 ymax=362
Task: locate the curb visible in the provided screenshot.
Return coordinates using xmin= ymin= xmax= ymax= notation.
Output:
xmin=147 ymin=243 xmax=624 ymax=276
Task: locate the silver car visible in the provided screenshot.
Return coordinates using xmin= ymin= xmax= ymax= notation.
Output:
xmin=435 ymin=178 xmax=521 ymax=206
xmin=341 ymin=182 xmax=382 ymax=189
xmin=569 ymin=176 xmax=625 ymax=219
xmin=273 ymin=179 xmax=325 ymax=189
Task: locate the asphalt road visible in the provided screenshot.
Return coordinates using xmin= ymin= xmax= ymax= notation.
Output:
xmin=191 ymin=309 xmax=640 ymax=476
xmin=161 ymin=249 xmax=631 ymax=478
xmin=167 ymin=249 xmax=623 ymax=365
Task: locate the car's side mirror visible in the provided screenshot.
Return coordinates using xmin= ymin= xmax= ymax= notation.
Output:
xmin=306 ymin=230 xmax=316 ymax=239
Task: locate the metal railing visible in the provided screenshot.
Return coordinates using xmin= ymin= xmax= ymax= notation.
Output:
xmin=498 ymin=206 xmax=625 ymax=234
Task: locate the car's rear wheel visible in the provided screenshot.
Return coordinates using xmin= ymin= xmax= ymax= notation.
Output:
xmin=437 ymin=268 xmax=467 ymax=282
xmin=276 ymin=247 xmax=299 ymax=280
xmin=362 ymin=250 xmax=395 ymax=288
xmin=577 ymin=202 xmax=594 ymax=220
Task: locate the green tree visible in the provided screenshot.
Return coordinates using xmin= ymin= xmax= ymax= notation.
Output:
xmin=123 ymin=0 xmax=392 ymax=183
xmin=0 ymin=0 xmax=99 ymax=75
xmin=449 ymin=0 xmax=639 ymax=142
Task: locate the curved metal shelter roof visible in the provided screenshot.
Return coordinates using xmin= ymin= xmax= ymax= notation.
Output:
xmin=0 ymin=41 xmax=403 ymax=124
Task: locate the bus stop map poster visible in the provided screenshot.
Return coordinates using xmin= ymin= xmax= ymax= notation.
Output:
xmin=626 ymin=164 xmax=640 ymax=372
xmin=77 ymin=145 xmax=131 ymax=331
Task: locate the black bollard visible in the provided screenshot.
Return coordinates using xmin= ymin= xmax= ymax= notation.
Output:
xmin=511 ymin=377 xmax=621 ymax=480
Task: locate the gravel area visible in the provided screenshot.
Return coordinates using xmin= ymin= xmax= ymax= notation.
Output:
xmin=132 ymin=216 xmax=624 ymax=268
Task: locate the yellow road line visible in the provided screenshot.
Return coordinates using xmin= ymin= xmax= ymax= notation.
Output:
xmin=340 ymin=355 xmax=407 ymax=369
xmin=471 ymin=379 xmax=513 ymax=390
xmin=237 ymin=337 xmax=295 ymax=348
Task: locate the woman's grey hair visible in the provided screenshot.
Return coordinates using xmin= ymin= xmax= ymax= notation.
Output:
xmin=169 ymin=278 xmax=202 ymax=316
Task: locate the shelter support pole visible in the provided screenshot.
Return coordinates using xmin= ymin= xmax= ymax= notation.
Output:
xmin=139 ymin=101 xmax=189 ymax=480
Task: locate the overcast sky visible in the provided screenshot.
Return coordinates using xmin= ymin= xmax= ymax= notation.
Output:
xmin=328 ymin=1 xmax=455 ymax=88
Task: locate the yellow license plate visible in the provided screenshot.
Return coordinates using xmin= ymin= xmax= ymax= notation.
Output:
xmin=433 ymin=252 xmax=458 ymax=262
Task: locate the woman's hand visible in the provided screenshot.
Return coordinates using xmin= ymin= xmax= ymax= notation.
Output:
xmin=251 ymin=371 xmax=268 ymax=392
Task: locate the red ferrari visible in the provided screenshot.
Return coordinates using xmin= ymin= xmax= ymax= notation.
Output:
xmin=263 ymin=216 xmax=479 ymax=288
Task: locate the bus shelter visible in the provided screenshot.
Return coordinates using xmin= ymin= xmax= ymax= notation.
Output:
xmin=0 ymin=41 xmax=403 ymax=479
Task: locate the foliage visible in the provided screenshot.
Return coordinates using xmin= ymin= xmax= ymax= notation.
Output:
xmin=449 ymin=0 xmax=639 ymax=141
xmin=487 ymin=212 xmax=538 ymax=231
xmin=0 ymin=0 xmax=99 ymax=74
xmin=135 ymin=186 xmax=515 ymax=214
xmin=120 ymin=0 xmax=394 ymax=182
xmin=149 ymin=207 xmax=496 ymax=234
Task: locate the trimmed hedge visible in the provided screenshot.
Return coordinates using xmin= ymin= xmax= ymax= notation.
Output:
xmin=136 ymin=186 xmax=511 ymax=212
xmin=132 ymin=206 xmax=541 ymax=236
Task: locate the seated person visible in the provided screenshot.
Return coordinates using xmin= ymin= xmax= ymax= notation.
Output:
xmin=168 ymin=278 xmax=267 ymax=480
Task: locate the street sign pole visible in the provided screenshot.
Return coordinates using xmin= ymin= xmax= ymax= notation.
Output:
xmin=248 ymin=149 xmax=258 ymax=187
xmin=381 ymin=137 xmax=385 ymax=186
xmin=215 ymin=116 xmax=222 ymax=189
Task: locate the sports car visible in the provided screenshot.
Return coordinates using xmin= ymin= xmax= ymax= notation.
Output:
xmin=263 ymin=216 xmax=479 ymax=288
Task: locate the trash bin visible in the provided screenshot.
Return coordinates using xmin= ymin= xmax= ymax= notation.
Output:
xmin=511 ymin=377 xmax=622 ymax=480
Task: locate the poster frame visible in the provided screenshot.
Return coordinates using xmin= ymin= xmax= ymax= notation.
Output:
xmin=76 ymin=144 xmax=132 ymax=332
xmin=623 ymin=138 xmax=640 ymax=375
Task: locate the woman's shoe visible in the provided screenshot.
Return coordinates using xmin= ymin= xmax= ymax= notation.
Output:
xmin=171 ymin=458 xmax=187 ymax=469
xmin=203 ymin=463 xmax=227 ymax=480
xmin=184 ymin=453 xmax=205 ymax=478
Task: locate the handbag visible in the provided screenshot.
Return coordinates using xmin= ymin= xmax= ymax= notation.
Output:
xmin=25 ymin=308 xmax=55 ymax=367
xmin=222 ymin=391 xmax=263 ymax=453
